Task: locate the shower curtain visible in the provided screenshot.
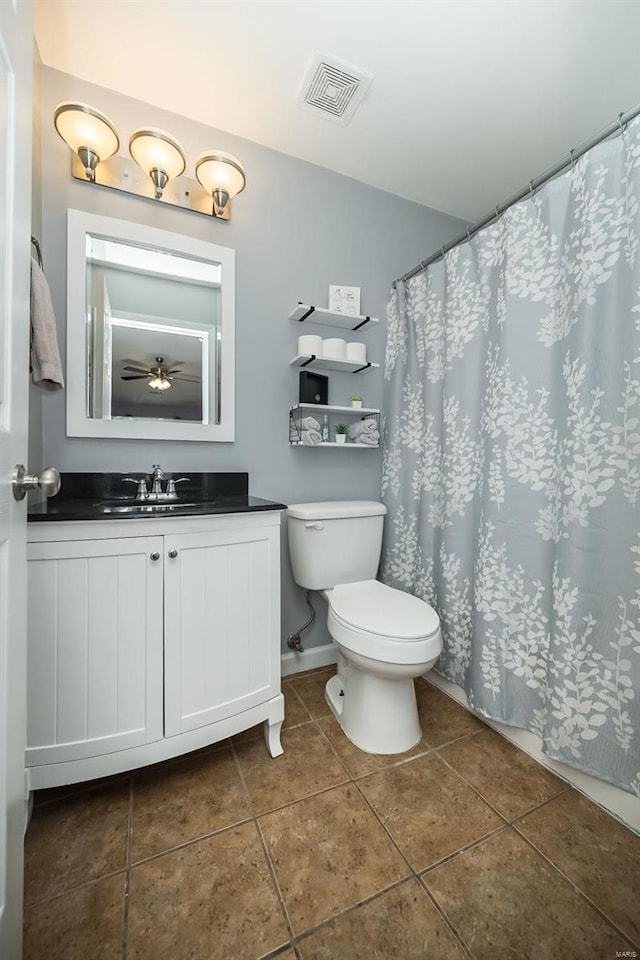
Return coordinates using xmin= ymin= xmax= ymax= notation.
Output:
xmin=382 ymin=115 xmax=640 ymax=794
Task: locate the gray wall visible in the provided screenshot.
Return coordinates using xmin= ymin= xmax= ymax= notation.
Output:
xmin=34 ymin=66 xmax=465 ymax=652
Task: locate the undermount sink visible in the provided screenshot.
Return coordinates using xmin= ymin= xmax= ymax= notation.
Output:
xmin=96 ymin=501 xmax=207 ymax=514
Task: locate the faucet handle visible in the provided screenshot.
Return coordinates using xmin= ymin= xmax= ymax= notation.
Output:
xmin=166 ymin=477 xmax=191 ymax=498
xmin=123 ymin=477 xmax=148 ymax=500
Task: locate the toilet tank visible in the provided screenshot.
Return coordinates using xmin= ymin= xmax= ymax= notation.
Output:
xmin=287 ymin=501 xmax=387 ymax=590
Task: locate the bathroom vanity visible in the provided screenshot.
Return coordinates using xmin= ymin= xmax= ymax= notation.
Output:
xmin=26 ymin=472 xmax=286 ymax=789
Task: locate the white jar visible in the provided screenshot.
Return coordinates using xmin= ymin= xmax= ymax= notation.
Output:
xmin=346 ymin=341 xmax=367 ymax=363
xmin=322 ymin=338 xmax=347 ymax=360
xmin=298 ymin=334 xmax=323 ymax=357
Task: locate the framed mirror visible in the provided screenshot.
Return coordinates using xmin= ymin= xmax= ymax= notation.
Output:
xmin=66 ymin=209 xmax=235 ymax=441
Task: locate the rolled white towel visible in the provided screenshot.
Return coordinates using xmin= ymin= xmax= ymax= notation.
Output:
xmin=347 ymin=419 xmax=378 ymax=441
xmin=300 ymin=416 xmax=320 ymax=431
xmin=301 ymin=429 xmax=322 ymax=446
xmin=354 ymin=432 xmax=379 ymax=446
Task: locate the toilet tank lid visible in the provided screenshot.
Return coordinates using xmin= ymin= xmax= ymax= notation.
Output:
xmin=287 ymin=500 xmax=387 ymax=520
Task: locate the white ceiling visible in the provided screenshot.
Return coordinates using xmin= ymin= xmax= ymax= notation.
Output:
xmin=34 ymin=0 xmax=640 ymax=220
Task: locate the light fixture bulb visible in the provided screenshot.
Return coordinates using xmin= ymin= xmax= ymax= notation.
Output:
xmin=195 ymin=151 xmax=246 ymax=216
xmin=148 ymin=375 xmax=172 ymax=391
xmin=54 ymin=101 xmax=120 ymax=181
xmin=129 ymin=128 xmax=186 ymax=199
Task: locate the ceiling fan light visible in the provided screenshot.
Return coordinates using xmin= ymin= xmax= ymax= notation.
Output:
xmin=129 ymin=128 xmax=187 ymax=198
xmin=54 ymin=101 xmax=120 ymax=179
xmin=148 ymin=375 xmax=172 ymax=391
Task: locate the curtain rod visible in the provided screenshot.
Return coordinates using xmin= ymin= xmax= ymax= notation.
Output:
xmin=395 ymin=103 xmax=640 ymax=287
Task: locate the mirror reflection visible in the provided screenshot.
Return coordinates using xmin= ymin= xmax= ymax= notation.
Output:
xmin=85 ymin=235 xmax=222 ymax=424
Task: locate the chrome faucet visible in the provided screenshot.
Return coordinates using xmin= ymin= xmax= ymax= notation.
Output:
xmin=151 ymin=464 xmax=164 ymax=497
xmin=124 ymin=466 xmax=191 ymax=502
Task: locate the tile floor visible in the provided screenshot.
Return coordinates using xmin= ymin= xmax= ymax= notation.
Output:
xmin=24 ymin=668 xmax=640 ymax=960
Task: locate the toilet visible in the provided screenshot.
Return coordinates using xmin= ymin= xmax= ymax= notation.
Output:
xmin=287 ymin=501 xmax=442 ymax=754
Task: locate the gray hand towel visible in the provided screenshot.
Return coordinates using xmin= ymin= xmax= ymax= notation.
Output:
xmin=30 ymin=256 xmax=64 ymax=390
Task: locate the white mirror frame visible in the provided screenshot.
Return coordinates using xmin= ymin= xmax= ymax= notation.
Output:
xmin=66 ymin=209 xmax=235 ymax=442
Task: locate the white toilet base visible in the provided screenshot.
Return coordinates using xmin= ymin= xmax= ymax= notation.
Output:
xmin=325 ymin=667 xmax=422 ymax=755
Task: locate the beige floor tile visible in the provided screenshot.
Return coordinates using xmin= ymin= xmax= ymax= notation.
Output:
xmin=298 ymin=878 xmax=466 ymax=960
xmin=358 ymin=752 xmax=503 ymax=871
xmin=283 ymin=683 xmax=312 ymax=730
xmin=234 ymin=723 xmax=348 ymax=814
xmin=424 ymin=828 xmax=630 ymax=959
xmin=127 ymin=822 xmax=289 ymax=960
xmin=317 ymin=716 xmax=431 ymax=780
xmin=131 ymin=746 xmax=251 ymax=862
xmin=440 ymin=727 xmax=568 ymax=819
xmin=415 ymin=680 xmax=485 ymax=747
xmin=517 ymin=790 xmax=640 ymax=944
xmin=260 ymin=783 xmax=409 ymax=934
xmin=24 ymin=780 xmax=129 ymax=905
xmin=287 ymin=668 xmax=336 ymax=720
xmin=24 ymin=873 xmax=126 ymax=960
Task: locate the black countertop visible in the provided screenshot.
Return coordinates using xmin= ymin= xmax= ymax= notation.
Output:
xmin=28 ymin=472 xmax=286 ymax=522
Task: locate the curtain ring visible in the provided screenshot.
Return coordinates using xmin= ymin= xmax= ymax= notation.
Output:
xmin=466 ymin=226 xmax=472 ymax=240
xmin=529 ymin=179 xmax=536 ymax=200
xmin=495 ymin=205 xmax=500 ymax=221
xmin=569 ymin=148 xmax=577 ymax=167
xmin=618 ymin=112 xmax=625 ymax=135
xmin=440 ymin=246 xmax=446 ymax=259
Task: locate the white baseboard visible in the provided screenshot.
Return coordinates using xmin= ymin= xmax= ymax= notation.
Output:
xmin=427 ymin=672 xmax=640 ymax=835
xmin=281 ymin=642 xmax=337 ymax=677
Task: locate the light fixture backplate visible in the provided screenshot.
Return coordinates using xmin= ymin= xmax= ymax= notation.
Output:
xmin=70 ymin=153 xmax=231 ymax=220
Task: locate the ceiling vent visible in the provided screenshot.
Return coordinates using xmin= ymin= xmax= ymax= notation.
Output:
xmin=298 ymin=52 xmax=372 ymax=126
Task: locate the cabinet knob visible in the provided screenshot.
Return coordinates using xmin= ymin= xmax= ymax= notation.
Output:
xmin=149 ymin=552 xmax=160 ymax=561
xmin=168 ymin=549 xmax=178 ymax=559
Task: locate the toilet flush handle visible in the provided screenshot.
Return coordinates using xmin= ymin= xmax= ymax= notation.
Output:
xmin=304 ymin=521 xmax=324 ymax=531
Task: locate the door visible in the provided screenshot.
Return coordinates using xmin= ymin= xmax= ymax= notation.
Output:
xmin=26 ymin=537 xmax=164 ymax=771
xmin=164 ymin=525 xmax=280 ymax=737
xmin=0 ymin=1 xmax=32 ymax=956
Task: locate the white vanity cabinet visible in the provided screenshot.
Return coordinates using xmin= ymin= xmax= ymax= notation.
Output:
xmin=26 ymin=511 xmax=284 ymax=789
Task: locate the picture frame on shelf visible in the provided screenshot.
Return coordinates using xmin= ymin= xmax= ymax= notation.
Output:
xmin=329 ymin=285 xmax=361 ymax=316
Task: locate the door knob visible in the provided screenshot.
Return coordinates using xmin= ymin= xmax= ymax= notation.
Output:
xmin=168 ymin=549 xmax=178 ymax=559
xmin=150 ymin=552 xmax=160 ymax=561
xmin=12 ymin=465 xmax=61 ymax=501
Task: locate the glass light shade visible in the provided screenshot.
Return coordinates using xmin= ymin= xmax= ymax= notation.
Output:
xmin=148 ymin=375 xmax=172 ymax=391
xmin=129 ymin=128 xmax=186 ymax=181
xmin=195 ymin=151 xmax=246 ymax=200
xmin=54 ymin=102 xmax=119 ymax=161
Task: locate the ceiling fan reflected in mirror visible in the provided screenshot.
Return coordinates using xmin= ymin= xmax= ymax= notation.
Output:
xmin=120 ymin=356 xmax=201 ymax=391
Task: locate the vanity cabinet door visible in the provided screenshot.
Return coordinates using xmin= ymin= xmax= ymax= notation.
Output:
xmin=164 ymin=524 xmax=280 ymax=737
xmin=26 ymin=536 xmax=164 ymax=767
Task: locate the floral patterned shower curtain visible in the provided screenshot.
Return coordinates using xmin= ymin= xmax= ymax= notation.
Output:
xmin=381 ymin=116 xmax=640 ymax=793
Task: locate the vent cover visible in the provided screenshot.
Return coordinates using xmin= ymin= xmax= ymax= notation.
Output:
xmin=298 ymin=52 xmax=372 ymax=126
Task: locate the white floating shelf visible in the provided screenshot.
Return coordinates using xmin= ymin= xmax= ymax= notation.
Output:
xmin=290 ymin=354 xmax=379 ymax=373
xmin=290 ymin=303 xmax=379 ymax=331
xmin=290 ymin=441 xmax=379 ymax=449
xmin=292 ymin=403 xmax=380 ymax=415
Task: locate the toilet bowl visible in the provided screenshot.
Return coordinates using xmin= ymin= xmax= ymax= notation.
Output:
xmin=325 ymin=580 xmax=441 ymax=753
xmin=287 ymin=501 xmax=443 ymax=756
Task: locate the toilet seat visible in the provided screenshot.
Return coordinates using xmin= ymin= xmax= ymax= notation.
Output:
xmin=328 ymin=580 xmax=442 ymax=665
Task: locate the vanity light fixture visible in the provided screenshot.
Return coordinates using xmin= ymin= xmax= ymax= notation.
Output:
xmin=54 ymin=101 xmax=245 ymax=221
xmin=129 ymin=128 xmax=186 ymax=199
xmin=195 ymin=151 xmax=246 ymax=218
xmin=54 ymin=101 xmax=120 ymax=181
